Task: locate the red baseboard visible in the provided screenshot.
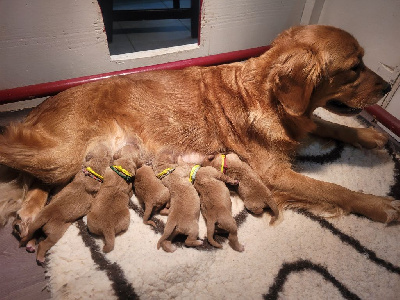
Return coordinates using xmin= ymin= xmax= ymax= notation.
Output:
xmin=0 ymin=46 xmax=269 ymax=104
xmin=365 ymin=105 xmax=400 ymax=138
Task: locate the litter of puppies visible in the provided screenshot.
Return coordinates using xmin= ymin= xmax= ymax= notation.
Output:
xmin=20 ymin=146 xmax=279 ymax=260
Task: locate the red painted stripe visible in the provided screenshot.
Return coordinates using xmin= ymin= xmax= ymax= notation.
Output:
xmin=0 ymin=46 xmax=269 ymax=104
xmin=365 ymin=105 xmax=400 ymax=138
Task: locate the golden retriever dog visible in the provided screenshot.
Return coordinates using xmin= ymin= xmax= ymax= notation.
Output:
xmin=193 ymin=166 xmax=244 ymax=252
xmin=204 ymin=153 xmax=280 ymax=224
xmin=156 ymin=164 xmax=203 ymax=253
xmin=20 ymin=144 xmax=111 ymax=264
xmin=87 ymin=144 xmax=141 ymax=253
xmin=0 ymin=25 xmax=397 ymax=236
xmin=134 ymin=164 xmax=171 ymax=227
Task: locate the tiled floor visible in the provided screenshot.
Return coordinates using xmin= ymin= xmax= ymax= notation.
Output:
xmin=109 ymin=0 xmax=198 ymax=55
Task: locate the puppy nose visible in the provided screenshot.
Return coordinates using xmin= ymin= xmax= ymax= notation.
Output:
xmin=383 ymin=83 xmax=392 ymax=95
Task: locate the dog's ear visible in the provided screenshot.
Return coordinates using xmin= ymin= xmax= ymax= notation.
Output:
xmin=271 ymin=48 xmax=322 ymax=116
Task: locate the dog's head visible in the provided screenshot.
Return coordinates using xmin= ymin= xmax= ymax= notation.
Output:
xmin=266 ymin=25 xmax=391 ymax=116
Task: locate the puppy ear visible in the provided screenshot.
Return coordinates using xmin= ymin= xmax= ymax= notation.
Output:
xmin=271 ymin=48 xmax=321 ymax=116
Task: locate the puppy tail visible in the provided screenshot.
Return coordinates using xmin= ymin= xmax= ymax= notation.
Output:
xmin=0 ymin=166 xmax=30 ymax=226
xmin=102 ymin=229 xmax=115 ymax=253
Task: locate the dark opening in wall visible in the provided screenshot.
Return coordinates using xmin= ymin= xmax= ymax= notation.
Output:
xmin=98 ymin=0 xmax=200 ymax=55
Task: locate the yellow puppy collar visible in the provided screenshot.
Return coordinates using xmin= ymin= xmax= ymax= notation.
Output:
xmin=189 ymin=165 xmax=201 ymax=183
xmin=110 ymin=165 xmax=133 ymax=182
xmin=83 ymin=167 xmax=104 ymax=183
xmin=157 ymin=167 xmax=176 ymax=180
xmin=220 ymin=154 xmax=227 ymax=174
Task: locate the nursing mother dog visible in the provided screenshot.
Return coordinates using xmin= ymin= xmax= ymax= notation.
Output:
xmin=0 ymin=25 xmax=398 ymax=238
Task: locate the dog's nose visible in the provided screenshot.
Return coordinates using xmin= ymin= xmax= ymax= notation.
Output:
xmin=383 ymin=83 xmax=392 ymax=95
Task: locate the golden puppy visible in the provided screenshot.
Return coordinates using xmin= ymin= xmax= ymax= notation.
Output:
xmin=87 ymin=144 xmax=141 ymax=253
xmin=193 ymin=166 xmax=244 ymax=252
xmin=134 ymin=164 xmax=171 ymax=227
xmin=205 ymin=153 xmax=280 ymax=224
xmin=20 ymin=144 xmax=111 ymax=264
xmin=156 ymin=163 xmax=203 ymax=253
xmin=0 ymin=25 xmax=397 ymax=229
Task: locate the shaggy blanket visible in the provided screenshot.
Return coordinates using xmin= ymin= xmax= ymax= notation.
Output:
xmin=45 ymin=110 xmax=400 ymax=300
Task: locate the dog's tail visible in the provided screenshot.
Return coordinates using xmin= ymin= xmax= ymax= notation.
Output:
xmin=102 ymin=229 xmax=116 ymax=253
xmin=0 ymin=124 xmax=80 ymax=184
xmin=0 ymin=166 xmax=31 ymax=226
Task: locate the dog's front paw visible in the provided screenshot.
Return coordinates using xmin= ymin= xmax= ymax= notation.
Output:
xmin=352 ymin=127 xmax=388 ymax=149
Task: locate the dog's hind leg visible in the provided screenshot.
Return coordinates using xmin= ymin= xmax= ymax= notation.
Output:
xmin=157 ymin=221 xmax=177 ymax=251
xmin=13 ymin=180 xmax=49 ymax=239
xmin=143 ymin=205 xmax=156 ymax=227
xmin=184 ymin=226 xmax=202 ymax=247
xmin=221 ymin=218 xmax=244 ymax=252
xmin=205 ymin=219 xmax=222 ymax=248
xmin=266 ymin=168 xmax=400 ymax=223
xmin=36 ymin=222 xmax=70 ymax=264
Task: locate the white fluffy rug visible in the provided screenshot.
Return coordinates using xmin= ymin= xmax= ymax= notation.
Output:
xmin=45 ymin=111 xmax=400 ymax=300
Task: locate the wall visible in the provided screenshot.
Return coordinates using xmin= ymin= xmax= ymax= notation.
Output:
xmin=313 ymin=0 xmax=400 ymax=119
xmin=0 ymin=0 xmax=306 ymax=91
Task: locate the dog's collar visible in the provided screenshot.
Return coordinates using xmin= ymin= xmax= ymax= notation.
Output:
xmin=110 ymin=165 xmax=134 ymax=182
xmin=189 ymin=165 xmax=201 ymax=183
xmin=157 ymin=167 xmax=176 ymax=180
xmin=220 ymin=154 xmax=227 ymax=174
xmin=82 ymin=167 xmax=104 ymax=183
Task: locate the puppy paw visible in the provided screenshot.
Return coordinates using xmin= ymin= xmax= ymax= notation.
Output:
xmin=160 ymin=240 xmax=176 ymax=253
xmin=26 ymin=239 xmax=36 ymax=253
xmin=185 ymin=239 xmax=203 ymax=247
xmin=384 ymin=200 xmax=400 ymax=223
xmin=352 ymin=127 xmax=388 ymax=149
xmin=229 ymin=241 xmax=245 ymax=252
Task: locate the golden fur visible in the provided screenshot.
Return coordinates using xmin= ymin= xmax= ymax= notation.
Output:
xmin=156 ymin=164 xmax=203 ymax=253
xmin=204 ymin=153 xmax=280 ymax=224
xmin=193 ymin=166 xmax=244 ymax=251
xmin=134 ymin=164 xmax=171 ymax=227
xmin=87 ymin=144 xmax=141 ymax=253
xmin=0 ymin=25 xmax=398 ymax=230
xmin=20 ymin=144 xmax=111 ymax=264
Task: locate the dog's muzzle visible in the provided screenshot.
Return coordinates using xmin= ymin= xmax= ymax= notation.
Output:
xmin=325 ymin=100 xmax=363 ymax=115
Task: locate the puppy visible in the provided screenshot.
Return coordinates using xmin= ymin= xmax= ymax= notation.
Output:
xmin=205 ymin=153 xmax=280 ymax=224
xmin=0 ymin=25 xmax=397 ymax=229
xmin=87 ymin=144 xmax=141 ymax=253
xmin=134 ymin=164 xmax=171 ymax=227
xmin=193 ymin=166 xmax=244 ymax=252
xmin=20 ymin=144 xmax=111 ymax=264
xmin=155 ymin=152 xmax=202 ymax=252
